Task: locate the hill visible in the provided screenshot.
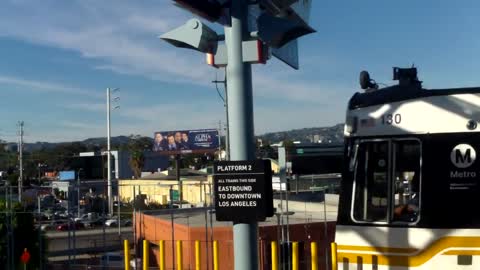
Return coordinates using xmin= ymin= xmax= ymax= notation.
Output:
xmin=3 ymin=124 xmax=345 ymax=151
xmin=258 ymin=123 xmax=344 ymax=144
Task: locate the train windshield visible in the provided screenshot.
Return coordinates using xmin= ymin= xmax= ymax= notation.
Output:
xmin=351 ymin=139 xmax=421 ymax=224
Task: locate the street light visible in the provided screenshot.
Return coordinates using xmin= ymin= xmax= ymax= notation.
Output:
xmin=107 ymin=87 xmax=120 ymax=216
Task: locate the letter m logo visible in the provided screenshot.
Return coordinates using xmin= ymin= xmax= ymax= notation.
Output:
xmin=456 ymin=149 xmax=471 ymax=164
xmin=451 ymin=144 xmax=476 ymax=168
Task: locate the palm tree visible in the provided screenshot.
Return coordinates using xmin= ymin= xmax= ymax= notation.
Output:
xmin=129 ymin=151 xmax=145 ymax=179
xmin=125 ymin=135 xmax=152 ymax=179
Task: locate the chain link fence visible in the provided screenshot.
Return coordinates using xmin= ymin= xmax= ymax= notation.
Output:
xmin=0 ymin=175 xmax=339 ymax=270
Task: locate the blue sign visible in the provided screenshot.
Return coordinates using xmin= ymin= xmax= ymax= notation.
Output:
xmin=59 ymin=171 xmax=75 ymax=181
xmin=153 ymin=129 xmax=219 ymax=154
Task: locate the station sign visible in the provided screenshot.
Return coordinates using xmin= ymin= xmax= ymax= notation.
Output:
xmin=213 ymin=160 xmax=274 ymax=222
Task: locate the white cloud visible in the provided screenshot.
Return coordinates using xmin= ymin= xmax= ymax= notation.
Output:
xmin=0 ymin=75 xmax=102 ymax=98
xmin=0 ymin=0 xmax=349 ymax=102
xmin=65 ymin=103 xmax=105 ymax=112
xmin=0 ymin=1 xmax=351 ymax=142
xmin=0 ymin=0 xmax=213 ymax=86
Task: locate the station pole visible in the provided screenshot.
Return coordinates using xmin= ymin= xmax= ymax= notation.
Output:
xmin=224 ymin=0 xmax=258 ymax=269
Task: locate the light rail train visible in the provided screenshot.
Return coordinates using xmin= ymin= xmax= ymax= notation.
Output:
xmin=334 ymin=67 xmax=480 ymax=270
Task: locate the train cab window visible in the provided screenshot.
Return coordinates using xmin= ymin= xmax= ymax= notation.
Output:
xmin=352 ymin=139 xmax=421 ymax=224
xmin=392 ymin=140 xmax=421 ymax=223
xmin=352 ymin=141 xmax=389 ymax=222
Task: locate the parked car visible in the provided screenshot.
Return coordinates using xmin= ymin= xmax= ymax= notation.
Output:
xmin=40 ymin=220 xmax=64 ymax=231
xmin=82 ymin=217 xmax=106 ymax=228
xmin=122 ymin=219 xmax=133 ymax=227
xmin=100 ymin=252 xmax=123 ymax=268
xmin=105 ymin=217 xmax=119 ymax=227
xmin=74 ymin=214 xmax=89 ymax=222
xmin=56 ymin=222 xmax=84 ymax=231
xmin=113 ymin=201 xmax=124 ymax=207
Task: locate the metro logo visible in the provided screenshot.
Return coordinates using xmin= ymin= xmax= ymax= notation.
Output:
xmin=451 ymin=144 xmax=476 ymax=168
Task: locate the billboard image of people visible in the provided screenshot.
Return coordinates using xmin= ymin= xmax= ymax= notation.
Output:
xmin=153 ymin=129 xmax=219 ymax=154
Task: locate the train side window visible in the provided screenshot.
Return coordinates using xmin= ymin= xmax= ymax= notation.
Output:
xmin=352 ymin=141 xmax=389 ymax=223
xmin=392 ymin=140 xmax=421 ymax=223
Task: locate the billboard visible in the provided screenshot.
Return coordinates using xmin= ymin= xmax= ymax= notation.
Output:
xmin=153 ymin=129 xmax=219 ymax=155
xmin=59 ymin=170 xmax=76 ymax=181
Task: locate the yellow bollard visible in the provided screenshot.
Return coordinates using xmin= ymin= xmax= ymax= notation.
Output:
xmin=143 ymin=240 xmax=149 ymax=270
xmin=159 ymin=240 xmax=165 ymax=270
xmin=292 ymin=242 xmax=299 ymax=270
xmin=213 ymin=240 xmax=219 ymax=270
xmin=124 ymin=240 xmax=131 ymax=270
xmin=311 ymin=242 xmax=318 ymax=270
xmin=195 ymin=240 xmax=201 ymax=270
xmin=177 ymin=240 xmax=183 ymax=270
xmin=271 ymin=241 xmax=278 ymax=270
xmin=331 ymin=242 xmax=338 ymax=270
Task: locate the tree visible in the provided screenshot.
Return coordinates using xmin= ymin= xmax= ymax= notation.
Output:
xmin=129 ymin=151 xmax=145 ymax=179
xmin=0 ymin=200 xmax=45 ymax=269
xmin=282 ymin=139 xmax=295 ymax=152
xmin=125 ymin=135 xmax=153 ymax=179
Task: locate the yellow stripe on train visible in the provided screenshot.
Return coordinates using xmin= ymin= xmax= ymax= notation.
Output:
xmin=337 ymin=236 xmax=480 ymax=267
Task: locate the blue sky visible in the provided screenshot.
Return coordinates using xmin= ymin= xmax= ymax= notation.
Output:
xmin=0 ymin=0 xmax=480 ymax=142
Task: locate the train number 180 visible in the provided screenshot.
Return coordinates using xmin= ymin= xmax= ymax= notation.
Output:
xmin=381 ymin=114 xmax=401 ymax=125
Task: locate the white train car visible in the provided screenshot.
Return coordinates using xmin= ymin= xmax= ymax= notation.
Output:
xmin=334 ymin=67 xmax=480 ymax=270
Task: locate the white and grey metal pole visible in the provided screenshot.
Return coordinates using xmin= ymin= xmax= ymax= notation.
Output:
xmin=107 ymin=88 xmax=113 ymax=215
xmin=77 ymin=169 xmax=82 ymax=218
xmin=18 ymin=121 xmax=24 ymax=202
xmin=224 ymin=71 xmax=230 ymax=161
xmin=224 ymin=1 xmax=257 ymax=269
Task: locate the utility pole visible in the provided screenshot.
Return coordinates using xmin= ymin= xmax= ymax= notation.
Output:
xmin=106 ymin=88 xmax=114 ymax=216
xmin=107 ymin=88 xmax=112 ymax=215
xmin=18 ymin=121 xmax=24 ymax=202
xmin=218 ymin=120 xmax=223 ymax=160
xmin=225 ymin=1 xmax=257 ymax=269
xmin=212 ymin=69 xmax=230 ymax=160
xmin=106 ymin=88 xmax=119 ymax=216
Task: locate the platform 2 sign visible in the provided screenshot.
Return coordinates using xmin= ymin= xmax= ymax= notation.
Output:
xmin=213 ymin=160 xmax=274 ymax=222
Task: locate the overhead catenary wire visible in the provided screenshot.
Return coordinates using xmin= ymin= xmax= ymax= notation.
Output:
xmin=213 ymin=69 xmax=225 ymax=103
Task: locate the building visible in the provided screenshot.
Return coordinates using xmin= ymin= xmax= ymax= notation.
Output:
xmin=118 ymin=169 xmax=210 ymax=206
xmin=76 ymin=150 xmax=169 ymax=180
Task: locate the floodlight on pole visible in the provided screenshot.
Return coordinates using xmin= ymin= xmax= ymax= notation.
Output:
xmin=107 ymin=87 xmax=119 ymax=216
xmin=163 ymin=1 xmax=316 ymax=269
xmin=160 ymin=18 xmax=219 ymax=54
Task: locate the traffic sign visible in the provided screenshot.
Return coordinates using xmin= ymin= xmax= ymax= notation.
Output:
xmin=213 ymin=160 xmax=274 ymax=222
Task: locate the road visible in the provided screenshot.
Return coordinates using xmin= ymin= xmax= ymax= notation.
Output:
xmin=46 ymin=227 xmax=133 ymax=257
